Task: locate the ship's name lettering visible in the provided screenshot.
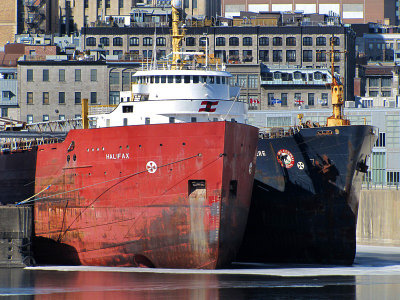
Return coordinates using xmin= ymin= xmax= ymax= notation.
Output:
xmin=257 ymin=150 xmax=266 ymax=157
xmin=106 ymin=153 xmax=130 ymax=160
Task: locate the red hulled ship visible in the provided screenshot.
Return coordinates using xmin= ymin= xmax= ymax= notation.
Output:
xmin=31 ymin=1 xmax=258 ymax=269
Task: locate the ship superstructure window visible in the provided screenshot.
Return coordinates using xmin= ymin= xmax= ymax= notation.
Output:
xmin=229 ymin=37 xmax=239 ymax=46
xmin=168 ymin=76 xmax=173 ymax=83
xmin=193 ymin=76 xmax=199 ymax=83
xmin=143 ymin=37 xmax=153 ymax=46
xmin=216 ymin=76 xmax=220 ymax=84
xmin=186 ymin=37 xmax=195 ymax=46
xmin=169 ymin=117 xmax=175 ymax=123
xmin=216 ymin=37 xmax=225 ymax=46
xmin=123 ymin=105 xmax=133 ymax=113
xmin=175 ymin=76 xmax=182 ymax=83
xmin=156 ymin=37 xmax=166 ymax=46
xmin=130 ymin=37 xmax=139 ymax=46
xmin=191 ymin=117 xmax=197 ymax=122
xmin=100 ymin=37 xmax=109 ymax=46
xmin=86 ymin=37 xmax=96 ymax=46
xmin=145 ymin=117 xmax=150 ymax=124
xmin=155 ymin=76 xmax=159 ymax=83
xmin=209 ymin=76 xmax=215 ymax=84
xmin=184 ymin=76 xmax=190 ymax=83
xmin=113 ymin=37 xmax=123 ymax=46
xmin=259 ymin=37 xmax=269 ymax=46
xmin=161 ymin=76 xmax=166 ymax=83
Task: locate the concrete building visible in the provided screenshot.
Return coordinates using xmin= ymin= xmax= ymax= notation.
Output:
xmin=222 ymin=0 xmax=398 ymax=25
xmin=81 ymin=24 xmax=355 ymax=106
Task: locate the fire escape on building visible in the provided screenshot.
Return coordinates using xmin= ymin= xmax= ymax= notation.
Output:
xmin=25 ymin=0 xmax=46 ymax=34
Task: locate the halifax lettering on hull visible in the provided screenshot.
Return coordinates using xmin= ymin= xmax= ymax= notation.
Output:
xmin=106 ymin=153 xmax=130 ymax=160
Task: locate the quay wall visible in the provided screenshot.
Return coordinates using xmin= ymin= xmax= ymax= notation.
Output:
xmin=357 ymin=189 xmax=400 ymax=246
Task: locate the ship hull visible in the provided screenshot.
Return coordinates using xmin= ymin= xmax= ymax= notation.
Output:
xmin=238 ymin=125 xmax=376 ymax=265
xmin=33 ymin=122 xmax=258 ymax=269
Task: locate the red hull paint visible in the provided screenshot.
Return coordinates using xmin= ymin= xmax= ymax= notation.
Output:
xmin=33 ymin=122 xmax=258 ymax=269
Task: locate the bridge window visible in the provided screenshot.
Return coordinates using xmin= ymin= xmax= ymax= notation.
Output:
xmin=161 ymin=76 xmax=166 ymax=83
xmin=216 ymin=76 xmax=220 ymax=84
xmin=184 ymin=75 xmax=190 ymax=83
xmin=168 ymin=76 xmax=173 ymax=83
xmin=193 ymin=76 xmax=199 ymax=83
xmin=175 ymin=76 xmax=182 ymax=83
xmin=123 ymin=105 xmax=133 ymax=113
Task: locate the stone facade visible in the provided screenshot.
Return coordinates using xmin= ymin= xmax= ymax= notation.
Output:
xmin=17 ymin=60 xmax=108 ymax=123
xmin=0 ymin=0 xmax=18 ymax=46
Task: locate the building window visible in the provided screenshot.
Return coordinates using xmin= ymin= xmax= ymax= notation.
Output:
xmin=216 ymin=37 xmax=225 ymax=46
xmin=369 ymin=78 xmax=379 ymax=87
xmin=42 ymin=92 xmax=49 ymax=105
xmin=86 ymin=37 xmax=96 ymax=46
xmin=99 ymin=37 xmax=109 ymax=46
xmin=75 ymin=92 xmax=81 ymax=104
xmin=286 ymin=50 xmax=296 ymax=62
xmin=0 ymin=108 xmax=7 ymax=117
xmin=273 ymin=37 xmax=282 ymax=46
xmin=59 ymin=115 xmax=65 ymax=121
xmin=330 ymin=36 xmax=340 ymax=46
xmin=382 ymin=91 xmax=392 ymax=97
xmin=186 ymin=37 xmax=195 ymax=46
xmin=316 ymin=37 xmax=326 ymax=46
xmin=243 ymin=50 xmax=253 ymax=62
xmin=243 ymin=37 xmax=252 ymax=46
xmin=375 ymin=132 xmax=386 ymax=147
xmin=27 ymin=69 xmax=33 ymax=82
xmin=142 ymin=50 xmax=152 ymax=58
xmin=75 ymin=69 xmax=81 ymax=81
xmin=27 ymin=115 xmax=33 ymax=124
xmin=321 ymin=93 xmax=328 ymax=106
xmin=118 ymin=0 xmax=123 ymax=8
xmin=286 ymin=37 xmax=296 ymax=46
xmin=259 ymin=37 xmax=269 ymax=46
xmin=273 ymin=50 xmax=282 ymax=62
xmin=84 ymin=0 xmax=88 ymax=8
xmin=199 ymin=37 xmax=209 ymax=47
xmin=110 ymin=72 xmax=119 ymax=85
xmin=281 ymin=93 xmax=288 ymax=106
xmin=113 ymin=37 xmax=123 ymax=46
xmin=303 ymin=37 xmax=313 ymax=46
xmin=90 ymin=69 xmax=97 ymax=81
xmin=59 ymin=92 xmax=65 ymax=104
xmin=259 ymin=50 xmax=269 ymax=62
xmin=143 ymin=37 xmax=153 ymax=46
xmin=294 ymin=93 xmax=302 ymax=105
xmin=237 ymin=75 xmax=247 ymax=88
xmin=267 ymin=93 xmax=275 ymax=106
xmin=229 ymin=37 xmax=239 ymax=46
xmin=59 ymin=69 xmax=65 ymax=81
xmin=156 ymin=37 xmax=166 ymax=46
xmin=90 ymin=92 xmax=97 ymax=104
xmin=43 ymin=69 xmax=49 ymax=81
xmin=248 ymin=75 xmax=258 ymax=89
xmin=109 ymin=91 xmax=120 ymax=105
xmin=228 ymin=50 xmax=239 ymax=62
xmin=387 ymin=171 xmax=400 ymax=185
xmin=130 ymin=37 xmax=139 ymax=46
xmin=303 ymin=50 xmax=313 ymax=62
xmin=43 ymin=114 xmax=49 ymax=122
xmin=308 ymin=93 xmax=315 ymax=106
xmin=27 ymin=92 xmax=33 ymax=104
xmin=369 ymin=91 xmax=379 ymax=97
xmin=113 ymin=50 xmax=123 ymax=57
xmin=2 ymin=91 xmax=11 ymax=99
xmin=334 ymin=51 xmax=341 ymax=62
xmin=382 ymin=78 xmax=392 ymax=87
xmin=316 ymin=50 xmax=326 ymax=62
xmin=105 ymin=0 xmax=110 ymax=8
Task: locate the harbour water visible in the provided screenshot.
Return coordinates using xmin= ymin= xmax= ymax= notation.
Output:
xmin=1 ymin=245 xmax=400 ymax=299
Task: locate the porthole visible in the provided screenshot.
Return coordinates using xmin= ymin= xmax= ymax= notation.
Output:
xmin=182 ymin=142 xmax=186 ymax=146
xmin=73 ymin=154 xmax=77 ymax=161
xmin=92 ymin=148 xmax=94 ymax=151
xmin=97 ymin=148 xmax=99 ymax=151
xmin=87 ymin=149 xmax=89 ymax=152
xmin=102 ymin=147 xmax=105 ymax=151
xmin=126 ymin=145 xmax=129 ymax=149
xmin=119 ymin=146 xmax=122 ymax=149
xmin=160 ymin=144 xmax=163 ymax=146
xmin=67 ymin=155 xmax=70 ymax=162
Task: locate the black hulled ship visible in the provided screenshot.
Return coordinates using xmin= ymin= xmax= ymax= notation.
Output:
xmin=238 ymin=44 xmax=377 ymax=265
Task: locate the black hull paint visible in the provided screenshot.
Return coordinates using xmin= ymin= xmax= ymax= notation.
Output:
xmin=238 ymin=125 xmax=376 ymax=265
xmin=0 ymin=149 xmax=37 ymax=205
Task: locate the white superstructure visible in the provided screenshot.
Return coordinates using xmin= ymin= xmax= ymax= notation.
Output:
xmin=91 ymin=2 xmax=248 ymax=128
